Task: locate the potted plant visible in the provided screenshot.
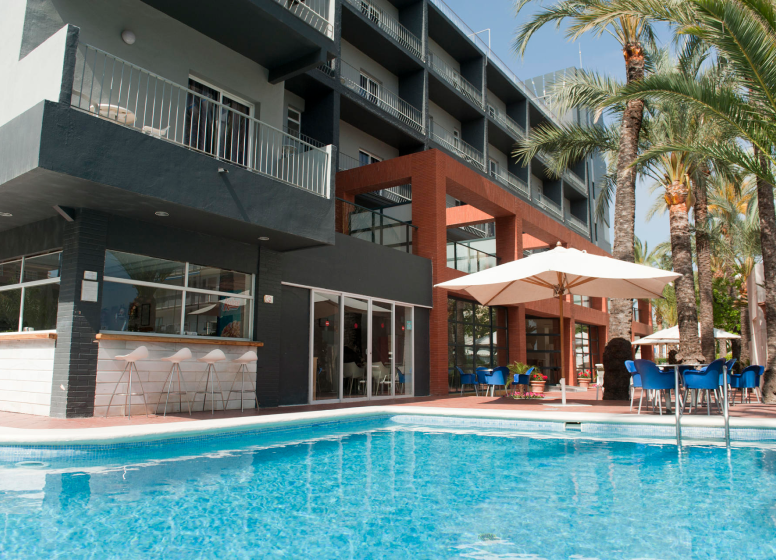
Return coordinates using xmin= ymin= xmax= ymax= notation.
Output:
xmin=577 ymin=370 xmax=591 ymax=390
xmin=507 ymin=361 xmax=531 ymax=392
xmin=529 ymin=370 xmax=548 ymax=393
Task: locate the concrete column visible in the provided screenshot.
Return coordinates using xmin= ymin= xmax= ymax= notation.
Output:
xmin=50 ymin=209 xmax=108 ymax=418
xmin=255 ymin=246 xmax=282 ymax=408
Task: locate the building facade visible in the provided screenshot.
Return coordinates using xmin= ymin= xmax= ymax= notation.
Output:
xmin=0 ymin=0 xmax=650 ymax=418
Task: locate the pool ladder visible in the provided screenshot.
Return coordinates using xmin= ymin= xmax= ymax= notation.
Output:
xmin=672 ymin=365 xmax=730 ymax=448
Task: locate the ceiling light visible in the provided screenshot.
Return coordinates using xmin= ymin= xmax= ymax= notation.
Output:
xmin=155 ymin=211 xmax=169 ymax=217
xmin=0 ymin=212 xmax=12 ymax=217
xmin=258 ymin=236 xmax=270 ymax=241
xmin=121 ymin=30 xmax=136 ymax=45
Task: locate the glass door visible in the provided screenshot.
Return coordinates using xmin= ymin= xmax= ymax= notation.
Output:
xmin=371 ymin=300 xmax=393 ymax=397
xmin=343 ymin=296 xmax=369 ymax=399
xmin=312 ymin=291 xmax=340 ymax=401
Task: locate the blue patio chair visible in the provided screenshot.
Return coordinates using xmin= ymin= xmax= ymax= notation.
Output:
xmin=683 ymin=359 xmax=724 ymax=415
xmin=458 ymin=366 xmax=478 ymax=396
xmin=396 ymin=367 xmax=407 ymax=393
xmin=634 ymin=359 xmax=679 ymax=415
xmin=513 ymin=366 xmax=534 ymax=388
xmin=729 ymin=365 xmax=763 ymax=404
xmin=625 ymin=360 xmax=643 ymax=412
xmin=484 ymin=367 xmax=507 ymax=397
xmin=476 ymin=367 xmax=491 ymax=393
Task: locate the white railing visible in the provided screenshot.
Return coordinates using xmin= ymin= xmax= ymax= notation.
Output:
xmin=339 ymin=60 xmax=424 ymax=132
xmin=273 ymin=0 xmax=333 ymax=38
xmin=343 ymin=0 xmax=422 ymax=59
xmin=567 ymin=213 xmax=590 ymax=236
xmin=317 ymin=58 xmax=337 ymax=79
xmin=490 ymin=167 xmax=530 ymax=198
xmin=430 ymin=121 xmax=485 ymax=170
xmin=563 ymin=169 xmax=586 ymax=193
xmin=487 ymin=105 xmax=525 ymax=138
xmin=72 ymin=44 xmax=331 ymax=198
xmin=427 ymin=0 xmax=565 ymax=125
xmin=427 ymin=53 xmax=483 ymax=108
xmin=536 ymin=190 xmax=564 ymax=220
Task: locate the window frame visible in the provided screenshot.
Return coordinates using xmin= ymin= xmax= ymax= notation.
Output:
xmin=286 ymin=105 xmax=302 ymax=137
xmin=358 ymin=149 xmax=382 ymax=166
xmin=0 ymin=251 xmax=62 ymax=333
xmin=102 ymin=251 xmax=255 ymax=340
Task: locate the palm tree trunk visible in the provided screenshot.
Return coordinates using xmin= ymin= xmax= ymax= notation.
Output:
xmin=694 ymin=171 xmax=715 ymax=362
xmin=754 ymin=155 xmax=776 ymax=403
xmin=740 ymin=306 xmax=751 ymax=368
xmin=608 ymin=44 xmax=646 ymax=342
xmin=667 ymin=182 xmax=704 ymax=363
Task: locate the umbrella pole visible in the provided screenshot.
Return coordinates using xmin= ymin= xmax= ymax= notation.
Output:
xmin=559 ymin=294 xmax=565 ymax=386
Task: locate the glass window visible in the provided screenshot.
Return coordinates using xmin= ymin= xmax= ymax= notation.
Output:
xmin=101 ymin=281 xmax=182 ymax=334
xmin=0 ymin=252 xmax=62 ymax=333
xmin=287 ymin=106 xmax=302 ymax=137
xmin=187 ymin=264 xmax=250 ymax=294
xmin=0 ymin=260 xmax=22 ymax=287
xmin=574 ymin=324 xmax=600 ymax=380
xmin=104 ymin=251 xmax=185 ymax=286
xmin=526 ymin=316 xmax=561 ymax=384
xmin=22 ymin=284 xmax=59 ymax=331
xmin=312 ymin=292 xmax=340 ymax=401
xmin=23 ymin=253 xmax=61 ymax=282
xmin=573 ymin=295 xmax=590 ymax=308
xmin=395 ymin=306 xmax=412 ymax=396
xmin=184 ymin=292 xmax=247 ymax=338
xmin=0 ymin=289 xmax=21 ymax=332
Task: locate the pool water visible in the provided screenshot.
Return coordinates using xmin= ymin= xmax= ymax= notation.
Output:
xmin=1 ymin=417 xmax=776 ymax=559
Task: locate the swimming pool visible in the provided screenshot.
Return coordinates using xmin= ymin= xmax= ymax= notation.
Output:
xmin=1 ymin=415 xmax=775 ymax=559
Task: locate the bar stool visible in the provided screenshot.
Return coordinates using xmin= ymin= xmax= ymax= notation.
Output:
xmin=157 ymin=348 xmax=193 ymax=416
xmin=194 ymin=349 xmax=227 ymax=414
xmin=106 ymin=346 xmax=149 ymax=419
xmin=225 ymin=351 xmax=260 ymax=412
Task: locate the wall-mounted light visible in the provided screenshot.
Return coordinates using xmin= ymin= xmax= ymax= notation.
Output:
xmin=258 ymin=236 xmax=270 ymax=241
xmin=121 ymin=30 xmax=136 ymax=45
xmin=0 ymin=212 xmax=12 ymax=217
xmin=218 ymin=167 xmax=228 ymax=174
xmin=155 ymin=211 xmax=169 ymax=217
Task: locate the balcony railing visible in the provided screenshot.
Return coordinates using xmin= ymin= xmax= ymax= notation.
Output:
xmin=563 ymin=169 xmax=587 ymax=194
xmin=273 ymin=0 xmax=333 ymax=38
xmin=427 ymin=53 xmax=483 ymax=108
xmin=284 ymin=127 xmax=326 ymax=148
xmin=487 ymin=105 xmax=525 ymax=139
xmin=343 ymin=0 xmax=422 ymax=60
xmin=490 ymin=167 xmax=530 ymax=198
xmin=447 ymin=241 xmax=499 ymax=273
xmin=316 ymin=58 xmax=337 ymax=79
xmin=338 ymin=198 xmax=415 ymax=253
xmin=72 ymin=44 xmax=331 ymax=198
xmin=339 ymin=60 xmax=424 ymax=132
xmin=535 ymin=190 xmax=564 ymax=220
xmin=567 ymin=213 xmax=590 ymax=236
xmin=430 ymin=121 xmax=485 ymax=171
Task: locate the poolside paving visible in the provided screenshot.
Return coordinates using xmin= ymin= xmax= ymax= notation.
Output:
xmin=0 ymin=388 xmax=774 ymax=429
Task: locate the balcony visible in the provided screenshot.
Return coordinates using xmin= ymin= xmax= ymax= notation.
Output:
xmin=487 ymin=105 xmax=525 ymax=139
xmin=337 ymin=198 xmax=415 ymax=253
xmin=427 ymin=53 xmax=483 ymax=108
xmin=563 ymin=169 xmax=587 ymax=195
xmin=490 ymin=167 xmax=530 ymax=199
xmin=338 ymin=153 xmax=411 ymax=202
xmin=272 ymin=0 xmax=333 ymax=38
xmin=535 ymin=190 xmax=564 ymax=220
xmin=430 ymin=121 xmax=485 ymax=171
xmin=316 ymin=58 xmax=337 ymax=79
xmin=72 ymin=44 xmax=332 ymax=198
xmin=567 ymin=213 xmax=590 ymax=236
xmin=446 ymin=241 xmax=499 ymax=273
xmin=339 ymin=60 xmax=424 ymax=132
xmin=342 ymin=0 xmax=423 ymax=60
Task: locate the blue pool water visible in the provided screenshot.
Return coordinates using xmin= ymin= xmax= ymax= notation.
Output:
xmin=1 ymin=416 xmax=776 ymax=559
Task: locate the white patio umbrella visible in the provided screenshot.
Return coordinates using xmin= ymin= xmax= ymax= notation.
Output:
xmin=632 ymin=324 xmax=740 ymax=345
xmin=435 ymin=244 xmax=681 ymax=383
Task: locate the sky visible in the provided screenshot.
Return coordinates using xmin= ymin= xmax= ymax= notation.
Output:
xmin=442 ymin=0 xmax=671 ymax=251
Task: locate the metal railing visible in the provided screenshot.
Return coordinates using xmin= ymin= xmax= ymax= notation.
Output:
xmin=343 ymin=0 xmax=422 ymax=59
xmin=338 ymin=198 xmax=415 ymax=253
xmin=487 ymin=105 xmax=525 ymax=138
xmin=72 ymin=43 xmax=331 ymax=198
xmin=273 ymin=0 xmax=333 ymax=38
xmin=490 ymin=167 xmax=530 ymax=198
xmin=427 ymin=0 xmax=564 ymax=125
xmin=446 ymin=241 xmax=499 ymax=273
xmin=430 ymin=121 xmax=485 ymax=170
xmin=284 ymin=127 xmax=326 ymax=148
xmin=428 ymin=53 xmax=483 ymax=108
xmin=563 ymin=169 xmax=587 ymax=194
xmin=316 ymin=58 xmax=337 ymax=79
xmin=339 ymin=60 xmax=424 ymax=132
xmin=567 ymin=213 xmax=590 ymax=236
xmin=535 ymin=190 xmax=564 ymax=220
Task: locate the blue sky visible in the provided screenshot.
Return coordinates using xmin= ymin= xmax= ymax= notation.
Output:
xmin=443 ymin=0 xmax=671 ymax=251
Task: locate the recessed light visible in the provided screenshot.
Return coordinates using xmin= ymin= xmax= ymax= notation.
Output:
xmin=0 ymin=212 xmax=11 ymax=217
xmin=155 ymin=211 xmax=169 ymax=217
xmin=258 ymin=236 xmax=270 ymax=241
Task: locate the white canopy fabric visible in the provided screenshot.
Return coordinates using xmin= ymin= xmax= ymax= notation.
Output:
xmin=633 ymin=324 xmax=740 ymax=345
xmin=435 ymin=246 xmax=681 ymax=306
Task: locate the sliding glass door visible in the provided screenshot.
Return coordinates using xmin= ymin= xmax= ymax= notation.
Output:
xmin=309 ymin=290 xmax=414 ymax=403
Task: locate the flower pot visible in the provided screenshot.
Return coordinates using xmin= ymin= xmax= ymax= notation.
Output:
xmin=578 ymin=380 xmax=590 ymax=390
xmin=530 ymin=381 xmax=546 ymax=393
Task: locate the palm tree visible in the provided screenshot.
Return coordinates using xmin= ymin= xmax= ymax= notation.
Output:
xmin=604 ymin=0 xmax=776 ymax=401
xmin=513 ymin=0 xmax=656 ymax=342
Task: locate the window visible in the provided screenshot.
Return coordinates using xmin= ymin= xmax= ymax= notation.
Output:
xmin=447 ymin=297 xmax=508 ymax=393
xmin=574 ymin=324 xmax=600 ymax=379
xmin=453 ymin=129 xmax=461 ymax=149
xmin=358 ymin=150 xmax=381 ymax=166
xmin=489 ymin=159 xmax=499 ymax=178
xmin=184 ymin=78 xmax=254 ymax=167
xmin=0 ymin=252 xmax=62 ymax=333
xmin=286 ymin=106 xmax=302 ymax=138
xmin=525 ymin=316 xmax=560 ymax=384
xmin=573 ymin=295 xmax=591 ymax=308
xmin=359 ymin=72 xmax=380 ymax=105
xmin=101 ymin=251 xmax=253 ymax=339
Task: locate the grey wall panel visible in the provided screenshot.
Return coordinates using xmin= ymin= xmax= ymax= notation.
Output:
xmin=413 ymin=306 xmax=430 ymax=396
xmin=279 ymin=285 xmax=310 ymax=405
xmin=281 ymin=233 xmax=432 ymax=307
xmin=0 ymin=217 xmax=64 ymax=261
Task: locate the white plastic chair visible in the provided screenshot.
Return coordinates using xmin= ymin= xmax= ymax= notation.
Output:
xmin=157 ymin=348 xmax=193 ymax=416
xmin=106 ymin=346 xmax=149 ymax=419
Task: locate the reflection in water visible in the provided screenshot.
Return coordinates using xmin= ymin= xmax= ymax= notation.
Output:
xmin=1 ymin=423 xmax=776 ymax=559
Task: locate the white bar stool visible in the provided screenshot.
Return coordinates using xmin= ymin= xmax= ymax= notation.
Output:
xmin=194 ymin=349 xmax=227 ymax=414
xmin=225 ymin=351 xmax=260 ymax=412
xmin=106 ymin=346 xmax=149 ymax=419
xmin=157 ymin=348 xmax=193 ymax=416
